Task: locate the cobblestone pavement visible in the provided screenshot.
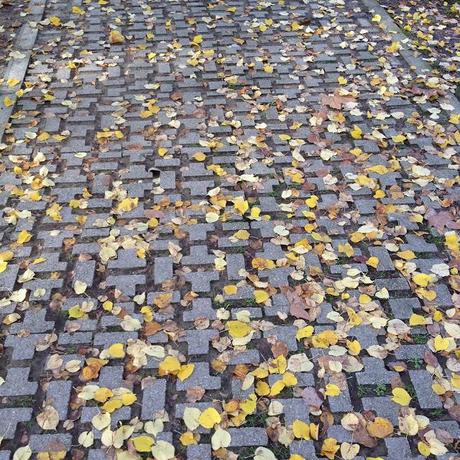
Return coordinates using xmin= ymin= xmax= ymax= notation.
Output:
xmin=376 ymin=0 xmax=460 ymax=89
xmin=0 ymin=0 xmax=30 ymax=76
xmin=0 ymin=0 xmax=460 ymax=459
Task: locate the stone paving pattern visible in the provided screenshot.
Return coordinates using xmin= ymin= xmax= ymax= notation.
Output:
xmin=0 ymin=0 xmax=459 ymax=459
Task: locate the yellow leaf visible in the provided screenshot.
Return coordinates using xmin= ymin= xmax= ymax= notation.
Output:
xmin=282 ymin=372 xmax=297 ymax=386
xmin=117 ymin=197 xmax=138 ymax=213
xmin=250 ymin=206 xmax=261 ymax=220
xmin=223 ymin=284 xmax=238 ymax=295
xmin=338 ymin=243 xmax=354 ymax=257
xmin=368 ymin=165 xmax=389 ymax=175
xmin=350 ymin=125 xmax=362 ymax=139
xmin=418 ymin=441 xmax=431 ymax=457
xmin=366 ymin=417 xmax=394 ymax=438
xmin=321 ymin=438 xmax=340 ymax=460
xmin=16 ymin=230 xmax=32 ymax=245
xmin=346 ymin=339 xmax=361 ymax=355
xmin=234 ymin=197 xmax=249 ymax=215
xmin=392 ymin=134 xmax=406 ymax=143
xmin=254 ymin=290 xmax=269 ymax=304
xmin=240 ymin=394 xmax=257 ymax=414
xmin=296 ymin=325 xmax=314 ymax=340
xmin=346 ymin=307 xmax=362 ymax=326
xmin=256 ymin=381 xmax=270 ymax=396
xmin=269 ymin=380 xmax=285 ymax=396
xmin=37 ymin=132 xmax=50 ymax=142
xmin=121 ymin=392 xmax=137 ymax=405
xmin=409 ymin=314 xmax=427 ymax=326
xmin=432 ymin=383 xmax=446 ymax=395
xmin=310 ymin=423 xmax=319 ymax=440
xmin=386 ymin=41 xmax=400 ymax=54
xmin=7 ymin=79 xmax=20 ymax=87
xmin=0 ymin=261 xmax=7 ymax=273
xmin=292 ymin=419 xmax=310 ymax=440
xmin=433 ymin=335 xmax=449 ymax=352
xmin=180 ymin=431 xmax=197 ymax=446
xmin=397 ymin=250 xmax=416 ymax=260
xmin=0 ymin=251 xmax=13 ymax=262
xmin=148 ymin=217 xmax=159 ymax=228
xmin=109 ymin=30 xmax=125 ymax=44
xmin=192 ymin=34 xmax=203 ymax=44
xmin=324 ymin=384 xmax=341 ymax=397
xmin=263 ymin=64 xmax=273 ymax=73
xmin=49 ymin=16 xmax=61 ymax=26
xmin=107 ymin=343 xmax=125 ymax=359
xmin=159 ymin=356 xmax=181 ymax=376
xmin=359 ymin=294 xmax=372 ymax=304
xmin=305 ymin=195 xmax=318 ymax=208
xmin=412 ymin=273 xmax=433 ymax=287
xmin=391 ymin=387 xmax=412 ymax=406
xmin=132 ymin=435 xmax=154 ymax=452
xmin=193 ymin=152 xmax=206 ymax=161
xmin=94 ymin=387 xmax=113 ymax=402
xmin=177 ymin=363 xmax=195 ymax=381
xmin=198 ymin=407 xmax=221 ymax=429
xmin=72 ymin=5 xmax=85 ymax=14
xmin=3 ymin=313 xmax=20 ymax=325
xmin=446 ymin=231 xmax=459 ymax=253
xmin=252 ymin=257 xmax=275 ymax=270
xmin=233 ymin=229 xmax=250 ymax=240
xmin=227 ymin=320 xmax=252 ymax=338
xmin=102 ymin=398 xmax=122 ymax=413
xmin=68 ymin=305 xmax=85 ymax=319
xmin=416 ymin=288 xmax=437 ymax=301
xmin=367 ymin=256 xmax=379 ymax=268
xmin=3 ymin=96 xmax=14 ymax=107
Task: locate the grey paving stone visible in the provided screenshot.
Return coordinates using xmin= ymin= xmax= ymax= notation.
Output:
xmin=362 ymin=396 xmax=400 ymax=424
xmin=46 ymin=381 xmax=72 ymax=419
xmin=154 ymin=257 xmax=173 ymax=284
xmin=409 ymin=370 xmax=443 ymax=409
xmin=29 ymin=434 xmax=72 ymax=452
xmin=0 ymin=408 xmax=33 ymax=438
xmin=187 ymin=444 xmax=212 ymax=460
xmin=228 ymin=428 xmax=268 ymax=447
xmin=141 ymin=379 xmax=166 ymax=419
xmin=176 ymin=363 xmax=220 ymax=391
xmin=356 ymin=358 xmax=397 ymax=385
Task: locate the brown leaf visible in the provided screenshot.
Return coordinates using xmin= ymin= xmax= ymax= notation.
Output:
xmin=186 ymin=386 xmax=205 ymax=403
xmin=143 ymin=321 xmax=162 ymax=337
xmin=321 ymin=92 xmax=356 ymax=110
xmin=366 ymin=417 xmax=394 ymax=439
xmin=448 ymin=405 xmax=460 ymax=422
xmin=282 ymin=284 xmax=322 ymax=321
xmin=352 ymin=425 xmax=378 ymax=448
xmin=301 ymin=387 xmax=323 ymax=410
xmin=426 ymin=209 xmax=460 ymax=232
xmin=270 ymin=339 xmax=289 ymax=358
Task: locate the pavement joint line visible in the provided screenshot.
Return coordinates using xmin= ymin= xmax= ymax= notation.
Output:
xmin=361 ymin=0 xmax=460 ymax=112
xmin=0 ymin=0 xmax=47 ymax=143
